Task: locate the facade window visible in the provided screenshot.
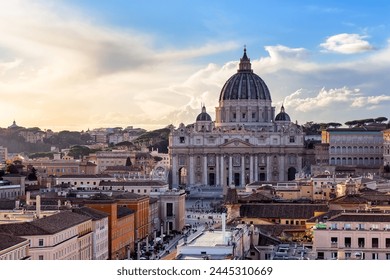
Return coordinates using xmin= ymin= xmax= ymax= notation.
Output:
xmin=39 ymin=239 xmax=44 ymax=247
xmin=386 ymin=238 xmax=390 ymax=248
xmin=166 ymin=203 xmax=173 ymax=217
xmin=386 ymin=253 xmax=390 ymax=260
xmin=38 ymin=255 xmax=44 ymax=260
xmin=331 ymin=252 xmax=338 ymax=259
xmin=344 ymin=237 xmax=351 ymax=248
xmin=344 ymin=223 xmax=351 ymax=230
xmin=331 ymin=237 xmax=338 ymax=246
xmin=317 ymin=252 xmax=324 ymax=260
xmin=358 ymin=237 xmax=365 ymax=248
xmin=372 ymin=238 xmax=379 ymax=248
xmin=233 ymin=113 xmax=236 ymax=119
xmin=242 ymin=113 xmax=246 ymax=119
xmin=345 ymin=252 xmax=351 ymax=259
xmin=330 ymin=223 xmax=337 ymax=230
xmin=372 ymin=253 xmax=379 ymax=260
xmin=357 ymin=223 xmax=365 ymax=230
xmin=289 ymin=136 xmax=295 ymax=143
xmin=179 ymin=137 xmax=185 ymax=143
xmin=252 ymin=112 xmax=256 ymax=119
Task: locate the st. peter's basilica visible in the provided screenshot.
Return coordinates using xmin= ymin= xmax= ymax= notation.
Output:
xmin=169 ymin=48 xmax=305 ymax=190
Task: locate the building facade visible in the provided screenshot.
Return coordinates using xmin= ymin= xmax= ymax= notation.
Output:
xmin=313 ymin=212 xmax=390 ymax=260
xmin=322 ymin=127 xmax=384 ymax=171
xmin=169 ymin=49 xmax=305 ymax=190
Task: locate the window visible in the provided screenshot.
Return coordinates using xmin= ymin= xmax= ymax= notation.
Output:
xmin=331 ymin=252 xmax=338 ymax=259
xmin=330 ymin=223 xmax=337 ymax=230
xmin=372 ymin=253 xmax=379 ymax=260
xmin=233 ymin=113 xmax=236 ymax=119
xmin=345 ymin=252 xmax=351 ymax=259
xmin=289 ymin=136 xmax=295 ymax=143
xmin=38 ymin=255 xmax=44 ymax=260
xmin=357 ymin=224 xmax=365 ymax=230
xmin=344 ymin=223 xmax=351 ymax=230
xmin=386 ymin=253 xmax=390 ymax=260
xmin=331 ymin=237 xmax=338 ymax=243
xmin=358 ymin=237 xmax=365 ymax=248
xmin=372 ymin=238 xmax=379 ymax=248
xmin=166 ymin=203 xmax=173 ymax=217
xmin=252 ymin=112 xmax=256 ymax=119
xmin=39 ymin=239 xmax=44 ymax=247
xmin=386 ymin=238 xmax=390 ymax=248
xmin=317 ymin=252 xmax=324 ymax=260
xmin=179 ymin=137 xmax=185 ymax=143
xmin=344 ymin=237 xmax=351 ymax=248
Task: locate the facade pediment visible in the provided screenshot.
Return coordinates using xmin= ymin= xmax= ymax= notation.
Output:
xmin=219 ymin=138 xmax=253 ymax=148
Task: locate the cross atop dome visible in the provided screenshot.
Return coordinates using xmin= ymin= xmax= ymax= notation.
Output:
xmin=238 ymin=46 xmax=252 ymax=73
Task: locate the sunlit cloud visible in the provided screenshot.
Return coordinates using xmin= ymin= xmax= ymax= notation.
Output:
xmin=320 ymin=33 xmax=374 ymax=54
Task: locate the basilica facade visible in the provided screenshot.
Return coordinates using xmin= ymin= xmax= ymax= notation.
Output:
xmin=169 ymin=48 xmax=305 ymax=190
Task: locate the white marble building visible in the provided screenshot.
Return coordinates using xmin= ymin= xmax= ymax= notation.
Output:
xmin=169 ymin=48 xmax=305 ymax=190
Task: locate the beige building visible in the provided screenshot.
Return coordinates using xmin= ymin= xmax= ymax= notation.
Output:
xmin=313 ymin=211 xmax=390 ymax=260
xmin=0 ymin=146 xmax=8 ymax=163
xmin=169 ymin=49 xmax=305 ymax=191
xmin=384 ymin=129 xmax=390 ymax=168
xmin=0 ymin=233 xmax=30 ymax=260
xmin=0 ymin=211 xmax=93 ymax=260
xmin=322 ymin=127 xmax=384 ymax=172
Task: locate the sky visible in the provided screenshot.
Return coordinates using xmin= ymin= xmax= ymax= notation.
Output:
xmin=0 ymin=0 xmax=389 ymax=132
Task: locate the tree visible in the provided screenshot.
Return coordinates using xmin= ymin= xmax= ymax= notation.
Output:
xmin=375 ymin=117 xmax=388 ymax=123
xmin=125 ymin=157 xmax=132 ymax=166
xmin=27 ymin=167 xmax=38 ymax=181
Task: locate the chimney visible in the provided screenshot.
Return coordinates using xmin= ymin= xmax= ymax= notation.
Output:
xmin=36 ymin=195 xmax=41 ymax=218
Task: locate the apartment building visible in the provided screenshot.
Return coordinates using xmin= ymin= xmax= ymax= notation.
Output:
xmin=83 ymin=195 xmax=135 ymax=260
xmin=313 ymin=211 xmax=390 ymax=260
xmin=0 ymin=233 xmax=30 ymax=260
xmin=73 ymin=207 xmax=109 ymax=260
xmin=0 ymin=211 xmax=93 ymax=260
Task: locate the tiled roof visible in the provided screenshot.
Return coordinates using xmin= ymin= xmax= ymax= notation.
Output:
xmin=72 ymin=206 xmax=109 ymax=220
xmin=238 ymin=192 xmax=273 ymax=202
xmin=240 ymin=203 xmax=328 ymax=219
xmin=329 ymin=213 xmax=390 ymax=223
xmin=112 ymin=192 xmax=147 ymax=200
xmin=117 ymin=206 xmax=135 ymax=219
xmin=59 ymin=174 xmax=113 ymax=178
xmin=0 ymin=211 xmax=91 ymax=236
xmin=0 ymin=233 xmax=28 ymax=251
xmin=225 ymin=187 xmax=238 ymax=204
xmin=99 ymin=180 xmax=167 ymax=186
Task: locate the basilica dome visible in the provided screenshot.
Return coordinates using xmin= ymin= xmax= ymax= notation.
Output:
xmin=218 ymin=48 xmax=271 ymax=102
xmin=275 ymin=105 xmax=291 ymax=122
xmin=196 ymin=105 xmax=212 ymax=122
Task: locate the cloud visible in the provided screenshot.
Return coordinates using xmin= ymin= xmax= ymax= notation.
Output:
xmin=0 ymin=1 xmax=238 ymax=131
xmin=320 ymin=33 xmax=374 ymax=54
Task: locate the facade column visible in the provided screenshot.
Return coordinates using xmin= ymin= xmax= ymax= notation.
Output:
xmin=279 ymin=155 xmax=285 ymax=181
xmin=189 ymin=155 xmax=195 ymax=187
xmin=249 ymin=155 xmax=254 ymax=183
xmin=266 ymin=155 xmax=272 ymax=181
xmin=229 ymin=155 xmax=233 ymax=186
xmin=241 ymin=155 xmax=245 ymax=188
xmin=254 ymin=155 xmax=258 ymax=181
xmin=220 ymin=155 xmax=225 ymax=187
xmin=203 ymin=155 xmax=208 ymax=186
xmin=216 ymin=155 xmax=220 ymax=187
xmin=172 ymin=154 xmax=178 ymax=188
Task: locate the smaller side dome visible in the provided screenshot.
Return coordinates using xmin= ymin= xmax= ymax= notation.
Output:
xmin=196 ymin=105 xmax=212 ymax=122
xmin=275 ymin=105 xmax=291 ymax=122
